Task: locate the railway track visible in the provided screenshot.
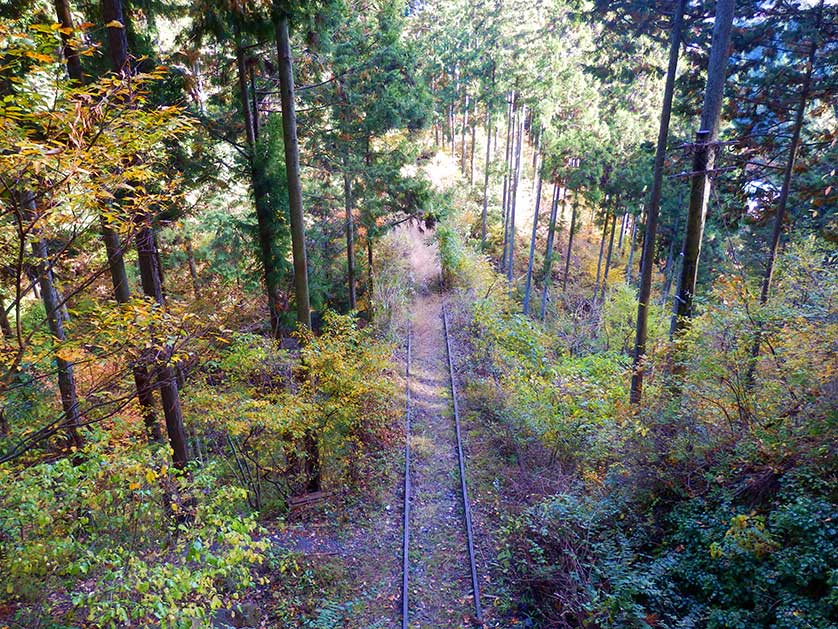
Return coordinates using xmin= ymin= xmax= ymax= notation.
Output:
xmin=401 ymin=298 xmax=484 ymax=628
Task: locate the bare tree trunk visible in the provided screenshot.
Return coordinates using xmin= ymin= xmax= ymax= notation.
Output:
xmin=660 ymin=212 xmax=681 ymax=305
xmin=599 ymin=211 xmax=618 ymax=303
xmin=673 ymin=0 xmax=735 ymax=333
xmin=275 ymin=12 xmax=312 ymax=331
xmin=0 ymin=296 xmax=11 ymax=339
xmin=506 ymin=104 xmax=524 ymax=284
xmin=531 ymin=125 xmax=540 ymax=192
xmin=500 ymin=92 xmax=514 ymax=269
xmin=461 ymin=94 xmax=469 ymax=174
xmin=135 ymin=226 xmax=187 ymax=462
xmin=625 ymin=216 xmax=637 ymax=285
xmin=481 ymin=107 xmax=492 ymax=245
xmin=523 ymin=153 xmax=543 ymax=315
xmin=275 ymin=9 xmax=320 ymax=493
xmin=367 ymin=238 xmax=374 ymax=304
xmin=184 ymin=237 xmax=200 ymax=299
xmin=249 ymin=62 xmax=260 ymax=141
xmin=630 ymin=0 xmax=688 ymax=404
xmin=449 ymin=102 xmax=455 ymax=156
xmin=540 ymin=184 xmax=561 ymax=321
xmin=563 ymin=192 xmax=577 ymax=292
xmin=469 ymin=118 xmax=477 ymax=185
xmin=747 ymin=27 xmax=818 ymax=386
xmin=344 ymin=169 xmax=357 ymax=310
xmin=618 ymin=212 xmax=627 ymax=251
xmin=53 ymin=0 xmax=83 ymax=83
xmin=593 ymin=212 xmax=609 ymax=301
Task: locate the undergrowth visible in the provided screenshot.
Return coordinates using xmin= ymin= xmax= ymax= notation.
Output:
xmin=437 ymin=211 xmax=838 ymax=628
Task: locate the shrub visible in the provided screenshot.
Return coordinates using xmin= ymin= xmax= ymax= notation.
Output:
xmin=0 ymin=435 xmax=267 ymax=628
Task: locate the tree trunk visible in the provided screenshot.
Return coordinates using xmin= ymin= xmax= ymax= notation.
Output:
xmin=304 ymin=430 xmax=321 ymax=493
xmin=135 ymin=225 xmax=185 ymax=458
xmin=630 ymin=0 xmax=687 ymax=403
xmin=461 ymin=94 xmax=469 ymax=174
xmin=23 ymin=191 xmax=83 ymax=451
xmin=506 ymin=104 xmax=524 ymax=283
xmin=184 ymin=237 xmax=200 ymax=299
xmin=53 ymin=0 xmax=83 ymax=83
xmin=625 ymin=216 xmax=637 ymax=284
xmin=56 ymin=0 xmax=134 ymax=310
xmin=236 ymin=24 xmax=285 ymax=337
xmin=74 ymin=1 xmax=161 ymax=440
xmin=618 ymin=212 xmax=627 ymax=251
xmin=563 ymin=192 xmax=577 ymax=292
xmin=523 ymin=154 xmax=543 ymax=315
xmin=449 ymin=103 xmax=455 ymax=157
xmin=540 ymin=184 xmax=561 ymax=321
xmin=481 ymin=107 xmax=492 ymax=245
xmin=344 ymin=169 xmax=357 ymax=310
xmin=367 ymin=238 xmax=374 ymax=304
xmin=102 ymin=0 xmax=129 ymax=75
xmin=593 ymin=212 xmax=609 ymax=301
xmin=747 ymin=29 xmax=817 ymax=385
xmin=599 ymin=211 xmax=618 ymax=303
xmin=673 ymin=0 xmax=735 ymax=333
xmin=275 ymin=13 xmax=312 ymax=331
xmin=0 ymin=296 xmax=11 ymax=339
xmin=660 ymin=212 xmax=681 ymax=305
xmin=469 ymin=118 xmax=477 ymax=185
xmin=104 ymin=0 xmax=183 ymax=458
xmin=500 ymin=92 xmax=514 ymax=269
xmin=277 ymin=9 xmax=318 ymax=493
xmin=249 ymin=62 xmax=260 ymax=141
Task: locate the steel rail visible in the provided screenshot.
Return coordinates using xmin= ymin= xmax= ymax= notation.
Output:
xmin=442 ymin=301 xmax=484 ymax=625
xmin=401 ymin=321 xmax=412 ymax=629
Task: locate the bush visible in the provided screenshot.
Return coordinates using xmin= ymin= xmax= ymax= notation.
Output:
xmin=0 ymin=435 xmax=267 ymax=628
xmin=185 ymin=314 xmax=398 ymax=508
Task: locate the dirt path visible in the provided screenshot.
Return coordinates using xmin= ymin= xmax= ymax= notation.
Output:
xmin=404 ymin=224 xmax=476 ymax=629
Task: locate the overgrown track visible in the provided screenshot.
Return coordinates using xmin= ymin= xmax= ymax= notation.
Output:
xmin=401 ymin=300 xmax=484 ymax=628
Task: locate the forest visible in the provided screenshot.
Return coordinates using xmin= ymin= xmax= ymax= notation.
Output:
xmin=0 ymin=0 xmax=836 ymax=627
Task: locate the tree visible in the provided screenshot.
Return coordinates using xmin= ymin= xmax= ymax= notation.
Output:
xmin=274 ymin=6 xmax=312 ymax=331
xmin=746 ymin=1 xmax=823 ymax=384
xmin=54 ymin=0 xmax=162 ymax=441
xmin=630 ymin=0 xmax=686 ymax=404
xmin=672 ymin=0 xmax=736 ymax=333
xmin=539 ymin=184 xmax=561 ymax=320
xmin=22 ymin=191 xmax=83 ymax=451
xmin=102 ymin=0 xmax=189 ymax=468
xmin=523 ymin=152 xmax=544 ymax=315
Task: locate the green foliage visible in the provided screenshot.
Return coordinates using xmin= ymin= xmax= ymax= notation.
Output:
xmin=600 ymin=283 xmax=668 ymax=354
xmin=503 ymin=466 xmax=837 ymax=628
xmin=185 ymin=314 xmax=397 ymax=507
xmin=0 ymin=435 xmax=266 ymax=627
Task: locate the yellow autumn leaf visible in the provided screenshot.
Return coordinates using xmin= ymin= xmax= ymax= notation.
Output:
xmin=24 ymin=51 xmax=53 ymax=63
xmin=105 ymin=20 xmax=124 ymax=29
